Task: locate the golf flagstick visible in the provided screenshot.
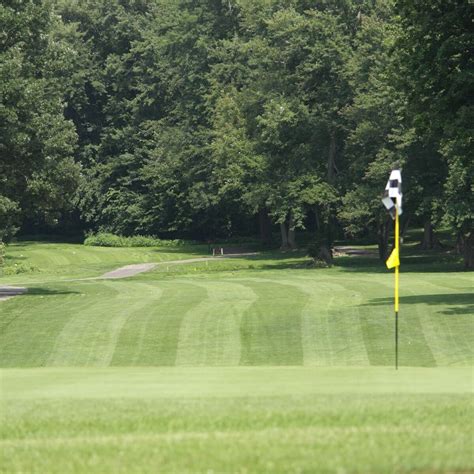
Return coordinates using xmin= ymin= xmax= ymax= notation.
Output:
xmin=382 ymin=169 xmax=402 ymax=370
xmin=395 ymin=205 xmax=399 ymax=370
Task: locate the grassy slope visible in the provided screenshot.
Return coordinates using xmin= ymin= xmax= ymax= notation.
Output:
xmin=0 ymin=241 xmax=473 ymax=472
xmin=1 ymin=266 xmax=472 ymax=368
xmin=0 ymin=241 xmax=209 ymax=284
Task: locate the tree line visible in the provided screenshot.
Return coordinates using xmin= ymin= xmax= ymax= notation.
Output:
xmin=1 ymin=0 xmax=472 ymax=267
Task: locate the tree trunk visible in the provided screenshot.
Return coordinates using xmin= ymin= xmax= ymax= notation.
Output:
xmin=377 ymin=220 xmax=391 ymax=261
xmin=326 ymin=132 xmax=337 ymax=248
xmin=287 ymin=211 xmax=296 ymax=249
xmin=326 ymin=216 xmax=335 ymax=249
xmin=318 ymin=245 xmax=333 ymax=267
xmin=455 ymin=232 xmax=463 ymax=255
xmin=327 ymin=130 xmax=337 ymax=184
xmin=420 ymin=218 xmax=442 ymax=250
xmin=280 ymin=222 xmax=289 ymax=250
xmin=420 ymin=218 xmax=434 ymax=249
xmin=258 ymin=208 xmax=272 ymax=245
xmin=462 ymin=231 xmax=473 ymax=270
xmin=401 ymin=214 xmax=411 ymax=241
xmin=314 ymin=207 xmax=320 ymax=232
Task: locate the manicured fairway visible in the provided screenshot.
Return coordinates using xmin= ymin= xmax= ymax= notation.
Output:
xmin=1 ymin=269 xmax=472 ymax=368
xmin=0 ymin=242 xmax=473 ymax=472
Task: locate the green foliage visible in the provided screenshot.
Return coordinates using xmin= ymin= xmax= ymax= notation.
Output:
xmin=0 ymin=0 xmax=80 ymax=238
xmin=394 ymin=0 xmax=473 ymax=266
xmin=83 ymin=232 xmax=185 ymax=248
xmin=0 ymin=241 xmax=39 ymax=275
xmin=0 ymin=197 xmax=19 ymax=241
xmin=1 ymin=0 xmax=470 ymax=262
xmin=206 ymin=4 xmax=357 ymax=247
xmin=1 ymin=262 xmax=39 ymax=276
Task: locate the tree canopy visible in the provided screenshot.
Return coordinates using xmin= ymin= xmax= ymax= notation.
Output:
xmin=1 ymin=0 xmax=472 ymax=267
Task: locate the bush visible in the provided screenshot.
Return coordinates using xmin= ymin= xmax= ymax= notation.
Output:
xmin=84 ymin=233 xmax=124 ymax=247
xmin=0 ymin=241 xmax=39 ymax=275
xmin=84 ymin=232 xmax=185 ymax=248
xmin=1 ymin=263 xmax=39 ymax=276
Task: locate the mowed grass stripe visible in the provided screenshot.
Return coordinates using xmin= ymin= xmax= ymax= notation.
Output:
xmin=399 ymin=305 xmax=437 ymax=367
xmin=406 ymin=281 xmax=473 ymax=367
xmin=350 ymin=275 xmax=469 ymax=367
xmin=175 ymin=281 xmax=256 ymax=366
xmin=0 ymin=284 xmax=108 ymax=368
xmin=278 ymin=277 xmax=369 ymax=366
xmin=47 ymin=281 xmax=162 ymax=366
xmin=46 ymin=281 xmax=123 ymax=367
xmin=296 ymin=275 xmax=393 ymax=366
xmin=111 ymin=282 xmax=206 ymax=366
xmin=239 ymin=280 xmax=305 ymax=366
xmin=355 ymin=298 xmax=403 ymax=366
xmin=308 ymin=275 xmax=429 ymax=367
xmin=302 ymin=274 xmax=402 ymax=367
xmin=1 ymin=423 xmax=469 ymax=446
xmin=279 ymin=277 xmax=370 ymax=366
xmin=1 ymin=255 xmax=472 ymax=368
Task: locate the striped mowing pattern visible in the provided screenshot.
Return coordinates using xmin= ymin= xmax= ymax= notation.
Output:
xmin=0 ymin=272 xmax=472 ymax=368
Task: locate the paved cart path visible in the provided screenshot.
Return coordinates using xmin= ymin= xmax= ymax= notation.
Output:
xmin=99 ymin=253 xmax=258 ymax=279
xmin=0 ymin=253 xmax=259 ymax=299
xmin=99 ymin=263 xmax=159 ymax=279
xmin=0 ymin=286 xmax=27 ymax=302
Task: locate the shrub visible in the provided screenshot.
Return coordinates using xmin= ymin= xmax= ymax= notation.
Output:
xmin=84 ymin=232 xmax=185 ymax=248
xmin=0 ymin=241 xmax=4 ymax=266
xmin=84 ymin=233 xmax=124 ymax=247
xmin=1 ymin=263 xmax=39 ymax=276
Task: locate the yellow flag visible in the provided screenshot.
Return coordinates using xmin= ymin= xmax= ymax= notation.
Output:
xmin=386 ymin=248 xmax=400 ymax=269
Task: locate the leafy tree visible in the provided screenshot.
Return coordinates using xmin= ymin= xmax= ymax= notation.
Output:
xmin=3 ymin=0 xmax=469 ymax=261
xmin=0 ymin=0 xmax=80 ymax=238
xmin=208 ymin=3 xmax=354 ymax=248
xmin=63 ymin=0 xmax=242 ymax=237
xmin=395 ymin=0 xmax=473 ymax=268
xmin=338 ymin=3 xmax=404 ymax=259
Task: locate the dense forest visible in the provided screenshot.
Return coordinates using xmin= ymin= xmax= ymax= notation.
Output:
xmin=1 ymin=0 xmax=472 ymax=267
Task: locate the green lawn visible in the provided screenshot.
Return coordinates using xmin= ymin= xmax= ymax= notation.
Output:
xmin=0 ymin=241 xmax=473 ymax=472
xmin=0 ymin=241 xmax=209 ymax=284
xmin=2 ymin=368 xmax=472 ymax=473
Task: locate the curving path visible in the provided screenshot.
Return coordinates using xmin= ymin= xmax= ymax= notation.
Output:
xmin=0 ymin=253 xmax=259 ymax=301
xmin=98 ymin=253 xmax=258 ymax=279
